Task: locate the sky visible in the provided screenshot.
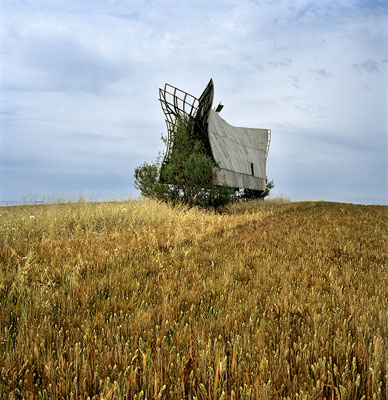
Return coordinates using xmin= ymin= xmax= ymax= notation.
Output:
xmin=1 ymin=0 xmax=387 ymax=204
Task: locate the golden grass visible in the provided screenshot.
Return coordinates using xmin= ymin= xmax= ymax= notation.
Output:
xmin=0 ymin=199 xmax=387 ymax=399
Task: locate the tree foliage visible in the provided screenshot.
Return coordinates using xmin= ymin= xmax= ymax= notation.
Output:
xmin=237 ymin=178 xmax=274 ymax=200
xmin=134 ymin=117 xmax=234 ymax=209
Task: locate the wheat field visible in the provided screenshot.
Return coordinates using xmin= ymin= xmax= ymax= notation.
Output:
xmin=0 ymin=199 xmax=387 ymax=399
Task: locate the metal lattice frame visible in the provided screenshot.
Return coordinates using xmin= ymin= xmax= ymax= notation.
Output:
xmin=159 ymin=84 xmax=199 ymax=163
xmin=159 ymin=80 xmax=214 ymax=164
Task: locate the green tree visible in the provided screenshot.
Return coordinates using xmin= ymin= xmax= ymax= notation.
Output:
xmin=260 ymin=178 xmax=275 ymax=199
xmin=239 ymin=178 xmax=274 ymax=200
xmin=134 ymin=116 xmax=234 ymax=209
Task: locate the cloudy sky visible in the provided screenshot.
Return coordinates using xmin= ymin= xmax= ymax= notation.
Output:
xmin=1 ymin=0 xmax=387 ymax=204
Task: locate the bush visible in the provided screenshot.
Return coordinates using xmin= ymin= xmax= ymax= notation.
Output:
xmin=134 ymin=117 xmax=235 ymax=209
xmin=237 ymin=178 xmax=274 ymax=200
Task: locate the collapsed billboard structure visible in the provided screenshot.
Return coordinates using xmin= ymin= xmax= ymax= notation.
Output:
xmin=159 ymin=79 xmax=271 ymax=192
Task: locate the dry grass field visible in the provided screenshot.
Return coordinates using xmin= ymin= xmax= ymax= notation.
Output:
xmin=0 ymin=199 xmax=387 ymax=399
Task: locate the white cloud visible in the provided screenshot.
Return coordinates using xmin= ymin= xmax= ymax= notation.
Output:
xmin=0 ymin=0 xmax=387 ymax=203
xmin=353 ymin=59 xmax=379 ymax=73
xmin=309 ymin=68 xmax=332 ymax=79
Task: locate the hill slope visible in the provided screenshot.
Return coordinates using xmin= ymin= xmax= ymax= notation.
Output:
xmin=1 ymin=200 xmax=387 ymax=399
